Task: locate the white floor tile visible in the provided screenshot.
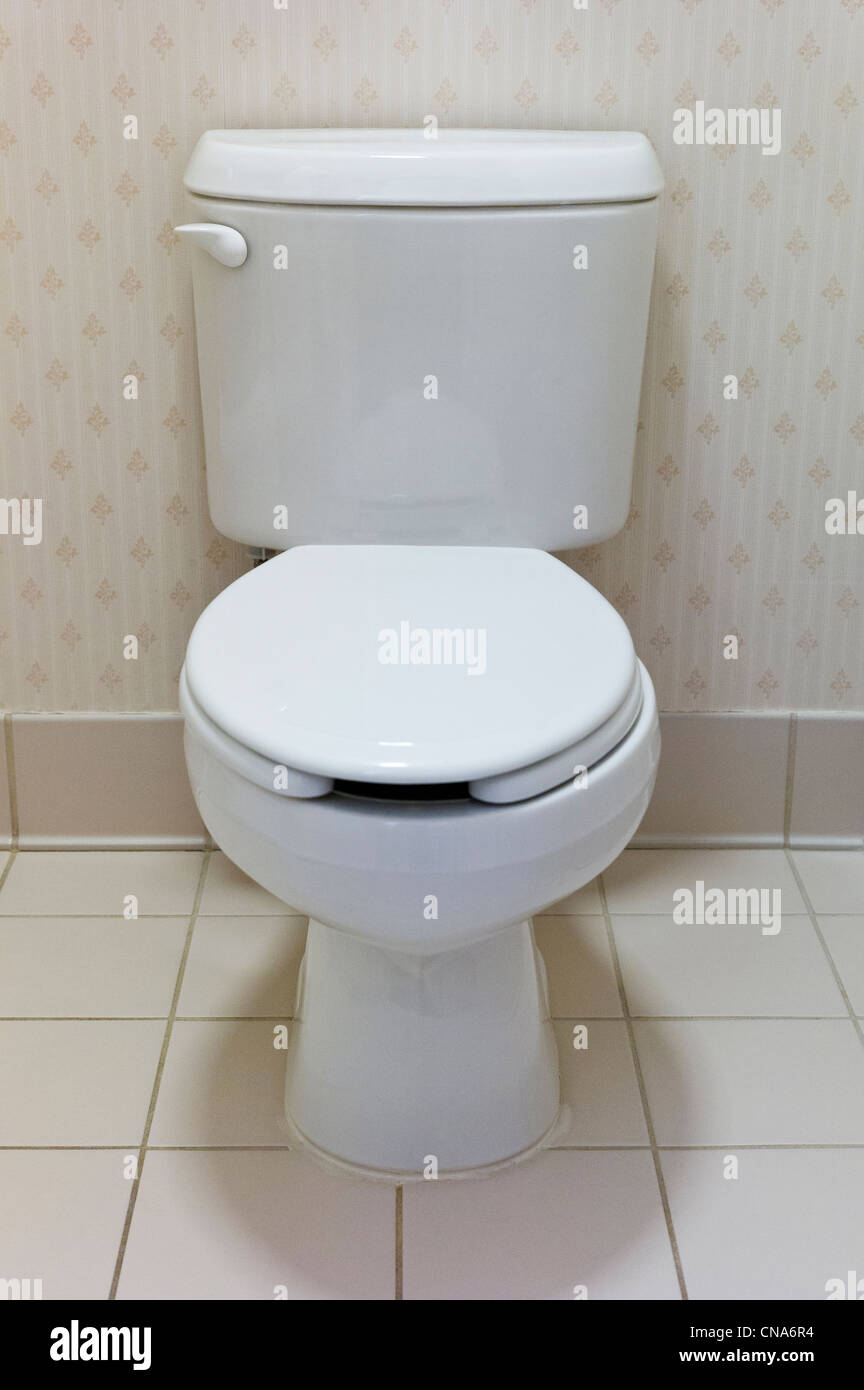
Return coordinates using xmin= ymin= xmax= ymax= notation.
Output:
xmin=819 ymin=917 xmax=864 ymax=1016
xmin=0 ymin=1021 xmax=163 ymax=1144
xmin=604 ymin=849 xmax=805 ymax=915
xmin=403 ymin=1150 xmax=680 ymax=1300
xmin=791 ymin=851 xmax=864 ymax=915
xmin=178 ymin=916 xmax=307 ymax=1017
xmin=0 ymin=1150 xmax=132 ymax=1299
xmin=149 ymin=1020 xmax=290 ymax=1146
xmin=662 ymin=1148 xmax=864 ymax=1300
xmin=537 ymin=878 xmax=602 ymax=916
xmin=553 ymin=1021 xmax=648 ymax=1146
xmin=0 ymin=917 xmax=187 ymax=1017
xmin=613 ymin=915 xmax=846 ymax=1017
xmin=534 ymin=916 xmax=621 ymax=1017
xmin=634 ymin=1020 xmax=864 ymax=1145
xmin=117 ymin=1149 xmax=394 ymax=1300
xmin=0 ymin=851 xmax=202 ymax=916
xmin=0 ymin=843 xmax=859 ymax=1301
xmin=198 ymin=852 xmax=299 ymax=915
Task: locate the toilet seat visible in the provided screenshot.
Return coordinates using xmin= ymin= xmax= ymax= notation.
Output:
xmin=183 ymin=545 xmax=641 ymax=805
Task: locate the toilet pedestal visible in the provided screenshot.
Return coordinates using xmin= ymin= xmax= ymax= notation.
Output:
xmin=284 ymin=919 xmax=561 ymax=1178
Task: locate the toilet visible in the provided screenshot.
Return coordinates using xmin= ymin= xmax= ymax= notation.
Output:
xmin=176 ymin=129 xmax=664 ymax=1178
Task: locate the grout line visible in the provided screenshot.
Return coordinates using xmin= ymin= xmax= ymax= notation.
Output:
xmin=170 ymin=1015 xmax=295 ymax=1023
xmin=0 ymin=908 xmax=850 ymax=920
xmin=550 ymin=907 xmax=823 ymax=921
xmin=784 ymin=848 xmax=864 ymax=1055
xmin=546 ymin=1145 xmax=653 ymax=1151
xmin=14 ymin=843 xmax=211 ymax=853
xmin=107 ymin=847 xmax=212 ymax=1300
xmin=0 ymin=1145 xmax=141 ymax=1152
xmin=5 ymin=1141 xmax=864 ymax=1153
xmin=3 ymin=1017 xmax=856 ymax=1025
xmin=550 ymin=1143 xmax=864 ymax=1152
xmin=0 ymin=912 xmax=303 ymax=919
xmin=395 ymin=1186 xmax=403 ymax=1301
xmin=598 ymin=873 xmax=689 ymax=1301
xmin=0 ymin=910 xmax=828 ymax=919
xmin=783 ymin=714 xmax=797 ymax=846
xmin=0 ymin=1016 xmax=295 ymax=1022
xmin=553 ymin=1014 xmax=857 ymax=1022
xmin=3 ymin=714 xmax=18 ymax=847
xmin=9 ymin=843 xmax=209 ymax=853
xmin=656 ymin=1143 xmax=864 ymax=1151
xmin=0 ymin=1144 xmax=298 ymax=1152
xmin=131 ymin=1145 xmax=297 ymax=1152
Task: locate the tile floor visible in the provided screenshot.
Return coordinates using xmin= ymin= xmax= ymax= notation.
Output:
xmin=0 ymin=846 xmax=862 ymax=1300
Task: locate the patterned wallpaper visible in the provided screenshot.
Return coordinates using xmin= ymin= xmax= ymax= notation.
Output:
xmin=1 ymin=0 xmax=862 ymax=713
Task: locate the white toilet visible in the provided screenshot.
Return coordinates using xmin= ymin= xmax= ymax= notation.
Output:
xmin=176 ymin=129 xmax=664 ymax=1179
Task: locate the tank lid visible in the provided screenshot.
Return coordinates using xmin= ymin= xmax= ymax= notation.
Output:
xmin=183 ymin=128 xmax=664 ymax=206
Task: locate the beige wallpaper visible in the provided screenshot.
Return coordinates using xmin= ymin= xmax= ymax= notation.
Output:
xmin=1 ymin=0 xmax=862 ymax=714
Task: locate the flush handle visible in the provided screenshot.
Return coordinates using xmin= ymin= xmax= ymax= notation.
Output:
xmin=174 ymin=222 xmax=247 ymax=268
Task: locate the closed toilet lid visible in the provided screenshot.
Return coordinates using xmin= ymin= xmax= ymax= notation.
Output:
xmin=184 ymin=546 xmax=638 ymax=791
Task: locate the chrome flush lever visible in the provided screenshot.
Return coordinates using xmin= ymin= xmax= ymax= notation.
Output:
xmin=174 ymin=223 xmax=247 ymax=268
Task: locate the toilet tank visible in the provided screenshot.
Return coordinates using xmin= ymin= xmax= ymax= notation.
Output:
xmin=181 ymin=130 xmax=663 ymax=550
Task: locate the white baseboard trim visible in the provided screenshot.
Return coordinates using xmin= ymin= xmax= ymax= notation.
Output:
xmin=2 ymin=712 xmax=209 ymax=851
xmin=633 ymin=711 xmax=862 ymax=850
xmin=1 ymin=710 xmax=861 ymax=851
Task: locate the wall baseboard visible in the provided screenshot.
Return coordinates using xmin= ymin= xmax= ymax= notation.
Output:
xmin=1 ymin=710 xmax=861 ymax=852
xmin=2 ymin=713 xmax=209 ymax=851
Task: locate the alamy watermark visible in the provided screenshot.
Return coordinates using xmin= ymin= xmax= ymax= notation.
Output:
xmin=825 ymin=491 xmax=864 ymax=535
xmin=0 ymin=497 xmax=42 ymax=545
xmin=50 ymin=1321 xmax=151 ymax=1370
xmin=673 ymin=881 xmax=781 ymax=936
xmin=378 ymin=621 xmax=487 ymax=676
xmin=825 ymin=1271 xmax=864 ymax=1300
xmin=673 ymin=101 xmax=781 ymax=156
xmin=0 ymin=1276 xmax=42 ymax=1299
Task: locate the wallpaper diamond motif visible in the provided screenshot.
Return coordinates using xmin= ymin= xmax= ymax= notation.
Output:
xmin=0 ymin=0 xmax=862 ymax=712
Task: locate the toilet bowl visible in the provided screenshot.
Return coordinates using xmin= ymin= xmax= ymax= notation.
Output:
xmin=181 ymin=544 xmax=660 ymax=1175
xmin=181 ymin=660 xmax=658 ymax=951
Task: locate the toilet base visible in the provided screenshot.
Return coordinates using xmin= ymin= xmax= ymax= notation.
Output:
xmin=282 ymin=1098 xmax=570 ymax=1185
xmin=284 ymin=919 xmax=561 ymax=1178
